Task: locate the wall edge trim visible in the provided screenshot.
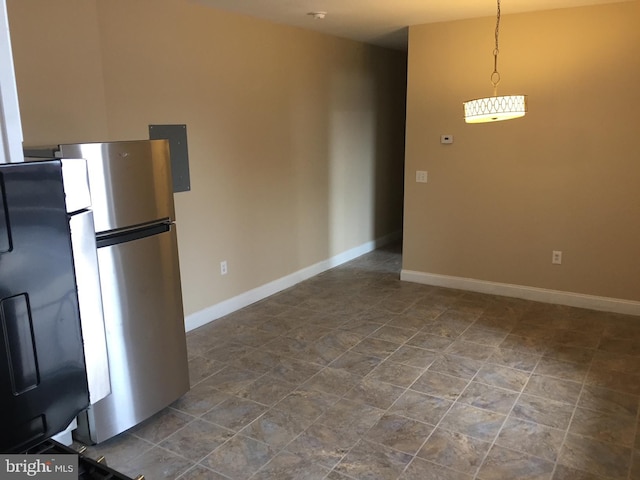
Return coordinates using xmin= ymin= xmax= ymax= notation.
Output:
xmin=400 ymin=269 xmax=640 ymax=316
xmin=185 ymin=231 xmax=402 ymax=332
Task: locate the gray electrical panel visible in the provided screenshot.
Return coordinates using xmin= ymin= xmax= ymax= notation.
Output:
xmin=149 ymin=124 xmax=191 ymax=192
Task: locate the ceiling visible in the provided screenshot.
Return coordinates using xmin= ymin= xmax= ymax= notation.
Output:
xmin=192 ymin=0 xmax=629 ymax=50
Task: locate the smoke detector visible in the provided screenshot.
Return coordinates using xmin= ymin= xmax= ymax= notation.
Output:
xmin=307 ymin=11 xmax=327 ymax=20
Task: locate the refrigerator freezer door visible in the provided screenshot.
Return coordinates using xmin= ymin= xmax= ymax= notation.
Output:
xmin=58 ymin=140 xmax=175 ymax=233
xmin=76 ymin=225 xmax=189 ymax=444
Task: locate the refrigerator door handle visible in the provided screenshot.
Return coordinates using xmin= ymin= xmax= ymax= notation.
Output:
xmin=96 ymin=223 xmax=170 ymax=248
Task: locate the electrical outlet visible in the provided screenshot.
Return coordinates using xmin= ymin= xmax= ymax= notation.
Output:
xmin=416 ymin=171 xmax=428 ymax=183
xmin=552 ymin=251 xmax=562 ymax=265
xmin=220 ymin=260 xmax=228 ymax=275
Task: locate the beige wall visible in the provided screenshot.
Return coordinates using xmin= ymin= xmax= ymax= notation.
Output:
xmin=8 ymin=0 xmax=406 ymax=317
xmin=7 ymin=0 xmax=109 ymax=144
xmin=404 ymin=1 xmax=640 ymax=302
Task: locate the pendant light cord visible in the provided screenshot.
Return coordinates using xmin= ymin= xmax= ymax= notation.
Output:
xmin=491 ymin=0 xmax=501 ymax=95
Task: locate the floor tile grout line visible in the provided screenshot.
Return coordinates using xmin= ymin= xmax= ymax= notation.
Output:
xmin=394 ymin=312 xmax=501 ymax=480
xmin=548 ymin=339 xmax=597 ymax=479
xmin=467 ymin=310 xmax=544 ymax=480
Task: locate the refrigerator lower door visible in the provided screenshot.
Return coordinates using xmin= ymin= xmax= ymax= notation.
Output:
xmin=76 ymin=225 xmax=189 ymax=444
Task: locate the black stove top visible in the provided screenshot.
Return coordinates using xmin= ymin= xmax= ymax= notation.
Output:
xmin=25 ymin=440 xmax=136 ymax=480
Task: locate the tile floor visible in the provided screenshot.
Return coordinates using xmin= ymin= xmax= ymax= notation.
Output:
xmin=82 ymin=244 xmax=640 ymax=479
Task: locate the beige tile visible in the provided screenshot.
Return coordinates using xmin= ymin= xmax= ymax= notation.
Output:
xmin=445 ymin=340 xmax=496 ymax=361
xmin=201 ymin=366 xmax=263 ymax=394
xmin=351 ymin=337 xmax=399 ymax=358
xmin=202 ymin=397 xmax=268 ymax=432
xmin=458 ymin=326 xmax=508 ymax=346
xmin=428 ymin=354 xmax=484 ymax=381
xmin=558 ymin=433 xmax=632 ymax=479
xmin=268 ymin=356 xmax=322 ymax=384
xmin=551 ymin=329 xmax=600 ymax=349
xmin=343 ymin=377 xmax=404 ymax=409
xmin=83 ymin=434 xmax=153 ymax=471
xmin=457 ymin=381 xmax=518 ymax=414
xmin=482 ymin=300 xmax=530 ymax=320
xmin=474 ymin=364 xmax=530 ymax=392
xmin=387 ymin=345 xmax=438 ymax=368
xmin=365 ymin=413 xmax=434 ymax=455
xmin=551 ymin=464 xmax=608 ymax=480
xmin=203 ymin=341 xmax=256 ymax=363
xmin=235 ymin=374 xmax=294 ymax=406
xmin=417 ymin=427 xmax=490 ymax=474
xmin=315 ymin=330 xmax=363 ymax=352
xmin=578 ymin=384 xmax=640 ymax=417
xmin=366 ymin=360 xmax=424 ymax=388
xmin=533 ymin=357 xmax=588 ymax=382
xmin=511 ymin=323 xmax=555 ymax=340
xmin=568 ymin=407 xmax=636 ymax=447
xmin=188 ymin=356 xmax=225 ymax=387
xmin=472 ymin=314 xmax=519 ymax=333
xmin=389 ymin=390 xmax=452 ymax=425
xmin=203 ymin=435 xmax=275 ymax=479
xmin=488 ymin=347 xmax=540 ymax=372
xmin=523 ymin=374 xmax=582 ymax=404
xmin=334 ymin=439 xmax=412 ymax=480
xmin=586 ymin=368 xmax=640 ymax=396
xmin=495 ymin=417 xmax=564 ymax=462
xmin=316 ymin=398 xmax=385 ymax=436
xmin=241 ymin=409 xmax=311 ymax=449
xmin=407 ymin=332 xmax=454 ymax=351
xmin=544 ymin=345 xmax=595 ymax=364
xmin=411 ymin=370 xmax=469 ymax=400
xmin=303 ymin=367 xmax=362 ymax=396
xmin=369 ymin=325 xmax=417 ymax=344
xmin=171 ymin=383 xmax=231 ymax=417
xmin=130 ymin=408 xmax=194 ymax=444
xmin=284 ymin=325 xmax=332 ymax=343
xmin=438 ymin=403 xmax=506 ymax=442
xmin=598 ymin=336 xmax=640 ymax=356
xmin=250 ymin=451 xmax=329 ymax=480
xmin=500 ymin=334 xmax=549 ymax=355
xmin=592 ymin=350 xmax=640 ymax=375
xmin=476 ymin=445 xmax=554 ymax=480
xmin=274 ymin=387 xmax=339 ymax=422
xmin=511 ymin=394 xmax=574 ymax=430
xmin=387 ymin=312 xmax=438 ymax=331
xmin=177 ymin=465 xmax=229 ymax=480
xmin=399 ymin=458 xmax=473 ymax=480
xmin=160 ymin=419 xmax=234 ymax=462
xmin=118 ymin=446 xmax=193 ymax=480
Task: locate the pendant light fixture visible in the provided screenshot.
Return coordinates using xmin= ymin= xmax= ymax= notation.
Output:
xmin=463 ymin=0 xmax=527 ymax=123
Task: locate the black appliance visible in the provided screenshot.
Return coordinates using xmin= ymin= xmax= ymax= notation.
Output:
xmin=0 ymin=158 xmax=134 ymax=479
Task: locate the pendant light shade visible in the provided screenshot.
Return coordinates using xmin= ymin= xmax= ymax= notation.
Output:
xmin=463 ymin=0 xmax=527 ymax=124
xmin=463 ymin=94 xmax=527 ymax=123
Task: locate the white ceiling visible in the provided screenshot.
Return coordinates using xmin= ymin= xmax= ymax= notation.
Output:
xmin=192 ymin=0 xmax=630 ymax=50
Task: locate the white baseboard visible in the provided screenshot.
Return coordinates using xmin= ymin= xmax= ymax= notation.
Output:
xmin=400 ymin=270 xmax=640 ymax=317
xmin=185 ymin=231 xmax=401 ymax=332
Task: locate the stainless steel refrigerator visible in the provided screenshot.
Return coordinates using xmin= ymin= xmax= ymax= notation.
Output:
xmin=56 ymin=140 xmax=190 ymax=444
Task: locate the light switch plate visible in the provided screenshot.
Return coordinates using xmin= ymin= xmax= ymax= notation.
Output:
xmin=416 ymin=171 xmax=428 ymax=183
